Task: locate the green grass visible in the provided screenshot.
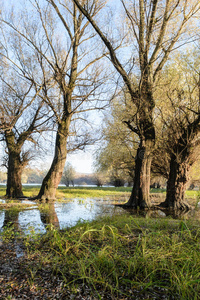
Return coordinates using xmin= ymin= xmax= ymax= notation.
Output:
xmin=23 ymin=215 xmax=200 ymax=299
xmin=0 ymin=184 xmax=199 ymax=201
xmin=1 ymin=184 xmax=200 ymax=298
xmin=150 ymin=188 xmax=199 ymax=198
xmin=150 ymin=188 xmax=166 ymax=193
xmin=55 ymin=186 xmax=132 ymax=200
xmin=0 ymin=185 xmax=132 ymax=200
xmin=0 ymin=186 xmax=6 ymax=197
xmin=185 ymin=190 xmax=200 ymax=198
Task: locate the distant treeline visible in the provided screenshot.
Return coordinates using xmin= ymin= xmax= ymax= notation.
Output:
xmin=0 ymin=168 xmax=101 ymax=186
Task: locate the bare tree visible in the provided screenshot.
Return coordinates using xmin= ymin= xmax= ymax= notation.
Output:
xmin=72 ymin=0 xmax=200 ymax=208
xmin=61 ymin=162 xmax=76 ymax=187
xmin=0 ymin=69 xmax=51 ymax=198
xmin=1 ymin=0 xmax=109 ymax=201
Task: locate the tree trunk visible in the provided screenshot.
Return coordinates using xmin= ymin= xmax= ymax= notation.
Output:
xmin=160 ymin=154 xmax=191 ymax=210
xmin=125 ymin=139 xmax=153 ymax=208
xmin=6 ymin=152 xmax=24 ymax=198
xmin=36 ymin=118 xmax=70 ymax=201
xmin=123 ymin=64 xmax=155 ymax=209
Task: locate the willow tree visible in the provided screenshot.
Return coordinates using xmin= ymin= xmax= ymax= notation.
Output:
xmin=1 ymin=0 xmax=108 ymax=201
xmin=155 ymin=55 xmax=200 ymax=210
xmin=73 ymin=0 xmax=200 ymax=208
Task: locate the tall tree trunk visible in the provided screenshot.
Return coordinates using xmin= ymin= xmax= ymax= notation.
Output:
xmin=125 ymin=80 xmax=155 ymax=209
xmin=125 ymin=138 xmax=154 ymax=208
xmin=160 ymin=154 xmax=191 ymax=210
xmin=6 ymin=151 xmax=24 ymax=198
xmin=36 ymin=117 xmax=71 ymax=201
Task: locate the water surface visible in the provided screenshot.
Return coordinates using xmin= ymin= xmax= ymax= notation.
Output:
xmin=0 ymin=198 xmax=200 ymax=235
xmin=0 ymin=199 xmax=128 ymax=234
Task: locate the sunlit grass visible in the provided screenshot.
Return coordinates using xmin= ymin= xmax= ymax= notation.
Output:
xmin=185 ymin=190 xmax=199 ymax=198
xmin=150 ymin=188 xmax=166 ymax=193
xmin=17 ymin=185 xmax=132 ymax=199
xmin=22 ymin=185 xmax=40 ymax=198
xmin=56 ymin=186 xmax=132 ymax=200
xmin=1 ymin=184 xmax=199 ymax=207
xmin=0 ymin=186 xmax=6 ymax=197
xmin=24 ymin=215 xmax=200 ymax=299
xmin=1 ymin=184 xmax=200 ymax=298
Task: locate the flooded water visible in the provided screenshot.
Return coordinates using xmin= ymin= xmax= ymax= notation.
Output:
xmin=0 ymin=199 xmax=130 ymax=235
xmin=0 ymin=198 xmax=200 ymax=235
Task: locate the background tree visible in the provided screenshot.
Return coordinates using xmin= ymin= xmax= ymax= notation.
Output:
xmin=73 ymin=0 xmax=200 ymax=208
xmin=93 ymin=171 xmax=108 ymax=187
xmin=95 ymin=96 xmax=136 ymax=187
xmin=22 ymin=167 xmax=48 ymax=184
xmin=0 ymin=169 xmax=6 ymax=183
xmin=61 ymin=163 xmax=76 ymax=187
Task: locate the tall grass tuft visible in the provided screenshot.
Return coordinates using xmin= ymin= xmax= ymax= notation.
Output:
xmin=23 ymin=215 xmax=200 ymax=299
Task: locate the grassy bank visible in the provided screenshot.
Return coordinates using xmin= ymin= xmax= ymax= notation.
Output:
xmin=1 ymin=185 xmax=199 ymax=211
xmin=1 ymin=215 xmax=199 ymax=299
xmin=0 ymin=185 xmax=133 ymax=200
xmin=23 ymin=185 xmax=133 ymax=200
xmin=0 ymin=184 xmax=198 ymax=199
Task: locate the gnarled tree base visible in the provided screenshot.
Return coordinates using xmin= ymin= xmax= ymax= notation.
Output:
xmin=158 ymin=199 xmax=191 ymax=211
xmin=123 ymin=200 xmax=151 ymax=210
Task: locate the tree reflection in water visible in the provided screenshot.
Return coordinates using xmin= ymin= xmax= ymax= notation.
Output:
xmin=1 ymin=205 xmax=24 ymax=258
xmin=0 ymin=199 xmax=200 ymax=235
xmin=119 ymin=205 xmax=199 ymax=220
xmin=3 ymin=208 xmax=20 ymax=230
xmin=39 ymin=202 xmax=60 ymax=229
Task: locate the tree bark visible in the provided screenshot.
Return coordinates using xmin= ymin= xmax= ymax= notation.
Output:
xmin=125 ymin=76 xmax=155 ymax=208
xmin=6 ymin=151 xmax=24 ymax=198
xmin=160 ymin=154 xmax=191 ymax=210
xmin=36 ymin=117 xmax=71 ymax=201
xmin=125 ymin=138 xmax=153 ymax=208
xmin=5 ymin=131 xmax=27 ymax=198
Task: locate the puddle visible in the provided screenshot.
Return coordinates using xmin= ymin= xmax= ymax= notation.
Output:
xmin=0 ymin=211 xmax=5 ymax=230
xmin=0 ymin=199 xmax=128 ymax=234
xmin=1 ymin=198 xmax=200 ymax=260
xmin=0 ymin=198 xmax=200 ymax=236
xmin=19 ymin=209 xmax=46 ymax=234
